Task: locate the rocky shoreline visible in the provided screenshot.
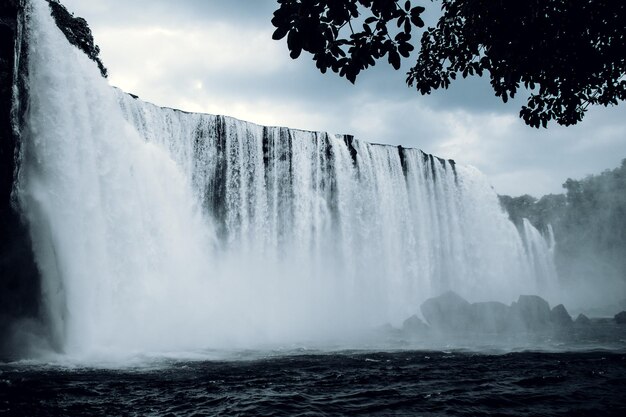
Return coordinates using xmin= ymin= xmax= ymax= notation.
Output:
xmin=377 ymin=291 xmax=626 ymax=348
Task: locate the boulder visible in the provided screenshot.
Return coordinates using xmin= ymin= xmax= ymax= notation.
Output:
xmin=470 ymin=301 xmax=510 ymax=333
xmin=402 ymin=315 xmax=429 ymax=335
xmin=614 ymin=311 xmax=626 ymax=324
xmin=550 ymin=304 xmax=573 ymax=327
xmin=508 ymin=295 xmax=552 ymax=332
xmin=574 ymin=313 xmax=591 ymax=325
xmin=374 ymin=323 xmax=402 ymax=337
xmin=420 ymin=291 xmax=472 ymax=332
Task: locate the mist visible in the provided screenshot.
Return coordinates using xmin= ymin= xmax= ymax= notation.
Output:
xmin=500 ymin=162 xmax=626 ymax=316
xmin=0 ymin=0 xmax=570 ymax=360
xmin=0 ymin=0 xmax=623 ymax=363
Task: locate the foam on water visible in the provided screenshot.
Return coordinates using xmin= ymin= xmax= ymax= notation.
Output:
xmin=14 ymin=0 xmax=559 ymax=356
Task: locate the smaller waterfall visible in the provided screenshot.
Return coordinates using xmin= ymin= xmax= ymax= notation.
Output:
xmin=522 ymin=219 xmax=559 ymax=296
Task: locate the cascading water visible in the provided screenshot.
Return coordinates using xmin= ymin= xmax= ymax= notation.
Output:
xmin=521 ymin=219 xmax=558 ymax=295
xmin=14 ymin=0 xmax=558 ymax=355
xmin=16 ymin=0 xmax=219 ymax=354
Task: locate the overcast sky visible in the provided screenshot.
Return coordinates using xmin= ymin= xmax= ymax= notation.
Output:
xmin=60 ymin=0 xmax=626 ymax=197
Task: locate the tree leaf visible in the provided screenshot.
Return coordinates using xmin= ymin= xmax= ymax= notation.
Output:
xmin=389 ymin=50 xmax=401 ymax=70
xmin=410 ymin=14 xmax=424 ymax=28
xmin=272 ymin=26 xmax=289 ymax=41
xmin=399 ymin=42 xmax=414 ymax=58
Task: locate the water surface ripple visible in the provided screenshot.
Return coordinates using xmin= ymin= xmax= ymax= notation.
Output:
xmin=2 ymin=350 xmax=625 ymax=416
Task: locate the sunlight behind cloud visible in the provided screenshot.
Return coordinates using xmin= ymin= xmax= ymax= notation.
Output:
xmin=95 ymin=23 xmax=286 ymax=110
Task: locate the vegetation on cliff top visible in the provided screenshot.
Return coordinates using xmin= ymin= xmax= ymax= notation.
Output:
xmin=47 ymin=0 xmax=107 ymax=78
xmin=500 ymin=159 xmax=626 ymax=288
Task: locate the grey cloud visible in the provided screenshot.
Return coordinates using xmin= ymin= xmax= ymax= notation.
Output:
xmin=63 ymin=0 xmax=277 ymax=28
xmin=457 ymin=106 xmax=626 ymax=196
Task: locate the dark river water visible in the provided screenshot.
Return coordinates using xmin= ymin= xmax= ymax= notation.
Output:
xmin=2 ymin=349 xmax=626 ymax=416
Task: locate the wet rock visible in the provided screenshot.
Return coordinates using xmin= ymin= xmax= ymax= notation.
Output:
xmin=374 ymin=323 xmax=402 ymax=338
xmin=470 ymin=301 xmax=510 ymax=333
xmin=574 ymin=313 xmax=591 ymax=325
xmin=420 ymin=291 xmax=472 ymax=332
xmin=402 ymin=315 xmax=429 ymax=335
xmin=377 ymin=323 xmax=396 ymax=332
xmin=508 ymin=295 xmax=551 ymax=332
xmin=614 ymin=311 xmax=626 ymax=324
xmin=550 ymin=304 xmax=573 ymax=327
xmin=46 ymin=0 xmax=108 ymax=77
xmin=0 ymin=0 xmax=42 ymax=360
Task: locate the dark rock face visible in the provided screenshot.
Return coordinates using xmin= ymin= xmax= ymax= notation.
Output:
xmin=550 ymin=304 xmax=573 ymax=327
xmin=420 ymin=291 xmax=472 ymax=332
xmin=0 ymin=0 xmax=42 ymax=359
xmin=413 ymin=293 xmax=624 ymax=345
xmin=508 ymin=295 xmax=552 ymax=332
xmin=402 ymin=315 xmax=429 ymax=335
xmin=470 ymin=301 xmax=510 ymax=333
xmin=46 ymin=0 xmax=107 ymax=78
xmin=418 ymin=292 xmax=576 ymax=336
xmin=575 ymin=313 xmax=591 ymax=325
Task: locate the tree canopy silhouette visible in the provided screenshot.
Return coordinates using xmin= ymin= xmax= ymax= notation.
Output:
xmin=271 ymin=0 xmax=626 ymax=128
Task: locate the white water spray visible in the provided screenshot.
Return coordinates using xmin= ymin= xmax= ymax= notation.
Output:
xmin=15 ymin=0 xmax=558 ymax=355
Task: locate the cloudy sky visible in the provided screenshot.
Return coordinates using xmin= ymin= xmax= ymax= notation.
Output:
xmin=61 ymin=0 xmax=626 ymax=196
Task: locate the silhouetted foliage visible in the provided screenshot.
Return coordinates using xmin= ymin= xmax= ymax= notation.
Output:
xmin=272 ymin=0 xmax=626 ymax=128
xmin=272 ymin=0 xmax=425 ymax=84
xmin=47 ymin=0 xmax=107 ymax=78
xmin=499 ymin=194 xmax=566 ymax=233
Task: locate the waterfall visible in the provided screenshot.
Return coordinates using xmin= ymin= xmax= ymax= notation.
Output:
xmin=521 ymin=219 xmax=558 ymax=296
xmin=14 ymin=0 xmax=558 ymax=355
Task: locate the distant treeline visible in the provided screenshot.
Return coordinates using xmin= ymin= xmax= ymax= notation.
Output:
xmin=499 ymin=159 xmax=626 ymax=285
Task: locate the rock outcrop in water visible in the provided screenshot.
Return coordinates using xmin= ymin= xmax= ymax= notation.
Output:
xmin=509 ymin=295 xmax=552 ymax=332
xmin=550 ymin=304 xmax=573 ymax=327
xmin=418 ymin=292 xmax=576 ymax=336
xmin=377 ymin=292 xmax=626 ymax=349
xmin=470 ymin=301 xmax=510 ymax=334
xmin=575 ymin=313 xmax=591 ymax=326
xmin=420 ymin=291 xmax=472 ymax=332
xmin=401 ymin=315 xmax=429 ymax=335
